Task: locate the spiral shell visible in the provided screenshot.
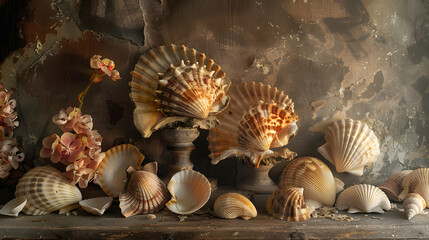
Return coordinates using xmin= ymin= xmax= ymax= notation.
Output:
xmin=214 ymin=193 xmax=257 ymax=220
xmin=0 ymin=197 xmax=27 ymax=217
xmin=378 ymin=170 xmax=412 ymax=202
xmin=317 ymin=119 xmax=380 ymax=176
xmin=208 ymin=82 xmax=298 ymax=167
xmin=403 ymin=193 xmax=426 ymax=220
xmin=335 ymin=184 xmax=391 ymax=213
xmin=130 ymin=44 xmax=230 ymax=138
xmin=279 ymin=157 xmax=341 ymax=208
xmin=15 ymin=166 xmax=82 ymax=215
xmin=79 ymin=197 xmax=113 ymax=216
xmin=398 ymin=168 xmax=429 ymax=205
xmin=266 ymin=187 xmax=311 ymax=221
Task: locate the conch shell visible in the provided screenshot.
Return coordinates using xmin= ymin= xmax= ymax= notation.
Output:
xmin=208 ymin=82 xmax=298 ymax=167
xmin=398 ymin=168 xmax=429 ymax=205
xmin=403 ymin=193 xmax=426 ymax=220
xmin=378 ymin=170 xmax=412 ymax=202
xmin=130 ymin=44 xmax=231 ymax=138
xmin=317 ymin=119 xmax=380 ymax=176
xmin=214 ymin=193 xmax=257 ymax=220
xmin=335 ymin=184 xmax=391 ymax=213
xmin=266 ymin=187 xmax=311 ymax=221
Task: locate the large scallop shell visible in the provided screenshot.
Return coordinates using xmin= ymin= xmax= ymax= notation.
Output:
xmin=79 ymin=197 xmax=113 ymax=216
xmin=378 ymin=170 xmax=412 ymax=202
xmin=279 ymin=157 xmax=342 ymax=208
xmin=398 ymin=168 xmax=429 ymax=205
xmin=266 ymin=187 xmax=311 ymax=221
xmin=95 ymin=144 xmax=144 ymax=197
xmin=335 ymin=184 xmax=391 ymax=213
xmin=166 ymin=169 xmax=211 ymax=215
xmin=130 ymin=44 xmax=231 ymax=138
xmin=15 ymin=166 xmax=82 ymax=215
xmin=317 ymin=119 xmax=380 ymax=176
xmin=0 ymin=197 xmax=27 ymax=217
xmin=214 ymin=193 xmax=257 ymax=220
xmin=403 ymin=193 xmax=426 ymax=220
xmin=119 ymin=163 xmax=169 ymax=217
xmin=208 ymin=82 xmax=298 ymax=167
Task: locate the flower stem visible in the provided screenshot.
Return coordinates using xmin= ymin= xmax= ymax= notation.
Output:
xmin=78 ymin=75 xmax=96 ymax=109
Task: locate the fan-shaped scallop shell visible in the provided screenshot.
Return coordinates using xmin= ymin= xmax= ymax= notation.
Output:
xmin=403 ymin=193 xmax=426 ymax=220
xmin=96 ymin=144 xmax=144 ymax=197
xmin=279 ymin=157 xmax=342 ymax=208
xmin=166 ymin=169 xmax=211 ymax=215
xmin=398 ymin=168 xmax=429 ymax=205
xmin=15 ymin=166 xmax=82 ymax=215
xmin=208 ymin=82 xmax=298 ymax=167
xmin=119 ymin=163 xmax=169 ymax=217
xmin=214 ymin=193 xmax=257 ymax=220
xmin=317 ymin=119 xmax=380 ymax=176
xmin=379 ymin=170 xmax=412 ymax=202
xmin=130 ymin=44 xmax=231 ymax=138
xmin=266 ymin=187 xmax=311 ymax=221
xmin=79 ymin=197 xmax=113 ymax=216
xmin=335 ymin=184 xmax=391 ymax=213
xmin=0 ymin=197 xmax=27 ymax=217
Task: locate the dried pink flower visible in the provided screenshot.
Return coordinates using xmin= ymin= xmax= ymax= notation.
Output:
xmin=59 ymin=132 xmax=84 ymax=163
xmin=0 ymin=160 xmax=12 ymax=179
xmin=40 ymin=134 xmax=61 ymax=163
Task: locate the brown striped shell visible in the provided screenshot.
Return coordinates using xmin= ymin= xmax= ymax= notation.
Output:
xmin=15 ymin=166 xmax=82 ymax=215
xmin=335 ymin=184 xmax=391 ymax=213
xmin=213 ymin=193 xmax=257 ymax=220
xmin=266 ymin=187 xmax=311 ymax=221
xmin=379 ymin=170 xmax=412 ymax=202
xmin=398 ymin=168 xmax=429 ymax=205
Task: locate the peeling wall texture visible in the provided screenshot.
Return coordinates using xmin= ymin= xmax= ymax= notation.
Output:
xmin=0 ymin=0 xmax=428 ymax=191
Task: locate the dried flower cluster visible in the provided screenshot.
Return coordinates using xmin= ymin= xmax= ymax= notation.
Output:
xmin=0 ymin=85 xmax=24 ymax=178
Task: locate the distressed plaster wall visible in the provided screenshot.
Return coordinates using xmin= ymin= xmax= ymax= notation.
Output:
xmin=0 ymin=0 xmax=428 ymax=193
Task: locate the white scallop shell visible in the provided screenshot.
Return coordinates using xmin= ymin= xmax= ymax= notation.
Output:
xmin=214 ymin=193 xmax=257 ymax=220
xmin=15 ymin=166 xmax=82 ymax=215
xmin=398 ymin=168 xmax=429 ymax=205
xmin=403 ymin=193 xmax=426 ymax=220
xmin=0 ymin=197 xmax=27 ymax=217
xmin=166 ymin=169 xmax=211 ymax=215
xmin=335 ymin=184 xmax=391 ymax=213
xmin=317 ymin=119 xmax=380 ymax=176
xmin=130 ymin=44 xmax=230 ymax=138
xmin=96 ymin=144 xmax=145 ymax=197
xmin=279 ymin=157 xmax=341 ymax=208
xmin=79 ymin=197 xmax=113 ymax=216
xmin=379 ymin=170 xmax=412 ymax=202
xmin=208 ymin=82 xmax=298 ymax=167
xmin=266 ymin=187 xmax=311 ymax=221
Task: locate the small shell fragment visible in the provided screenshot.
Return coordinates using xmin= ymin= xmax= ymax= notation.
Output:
xmin=79 ymin=197 xmax=113 ymax=216
xmin=0 ymin=197 xmax=27 ymax=217
xmin=214 ymin=193 xmax=257 ymax=220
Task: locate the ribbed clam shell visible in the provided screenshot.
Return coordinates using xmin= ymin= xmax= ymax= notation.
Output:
xmin=15 ymin=166 xmax=82 ymax=215
xmin=335 ymin=184 xmax=391 ymax=213
xmin=166 ymin=170 xmax=211 ymax=215
xmin=279 ymin=157 xmax=337 ymax=208
xmin=214 ymin=193 xmax=257 ymax=220
xmin=119 ymin=170 xmax=169 ymax=217
xmin=317 ymin=119 xmax=380 ymax=176
xmin=208 ymin=82 xmax=298 ymax=167
xmin=379 ymin=170 xmax=412 ymax=202
xmin=130 ymin=44 xmax=230 ymax=138
xmin=266 ymin=187 xmax=311 ymax=221
xmin=403 ymin=193 xmax=426 ymax=220
xmin=79 ymin=197 xmax=113 ymax=216
xmin=0 ymin=197 xmax=27 ymax=217
xmin=398 ymin=168 xmax=429 ymax=205
xmin=96 ymin=144 xmax=144 ymax=197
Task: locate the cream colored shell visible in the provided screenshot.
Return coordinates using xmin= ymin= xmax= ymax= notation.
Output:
xmin=266 ymin=187 xmax=311 ymax=221
xmin=79 ymin=197 xmax=113 ymax=216
xmin=398 ymin=168 xmax=429 ymax=206
xmin=0 ymin=197 xmax=27 ymax=217
xmin=279 ymin=157 xmax=340 ymax=208
xmin=96 ymin=144 xmax=145 ymax=197
xmin=15 ymin=166 xmax=82 ymax=215
xmin=335 ymin=184 xmax=391 ymax=213
xmin=214 ymin=193 xmax=257 ymax=220
xmin=317 ymin=119 xmax=380 ymax=176
xmin=130 ymin=44 xmax=230 ymax=138
xmin=208 ymin=82 xmax=298 ymax=167
xmin=403 ymin=193 xmax=426 ymax=220
xmin=378 ymin=170 xmax=412 ymax=202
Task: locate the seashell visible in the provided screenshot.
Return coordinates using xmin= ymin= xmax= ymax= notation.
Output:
xmin=266 ymin=187 xmax=311 ymax=221
xmin=166 ymin=169 xmax=211 ymax=215
xmin=279 ymin=157 xmax=338 ymax=208
xmin=79 ymin=197 xmax=113 ymax=216
xmin=15 ymin=166 xmax=82 ymax=215
xmin=335 ymin=184 xmax=391 ymax=213
xmin=0 ymin=197 xmax=27 ymax=217
xmin=119 ymin=163 xmax=169 ymax=218
xmin=130 ymin=44 xmax=230 ymax=138
xmin=398 ymin=168 xmax=429 ymax=205
xmin=379 ymin=170 xmax=412 ymax=202
xmin=213 ymin=193 xmax=257 ymax=220
xmin=96 ymin=144 xmax=144 ymax=197
xmin=403 ymin=193 xmax=426 ymax=220
xmin=335 ymin=177 xmax=345 ymax=193
xmin=317 ymin=119 xmax=380 ymax=176
xmin=208 ymin=82 xmax=298 ymax=167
